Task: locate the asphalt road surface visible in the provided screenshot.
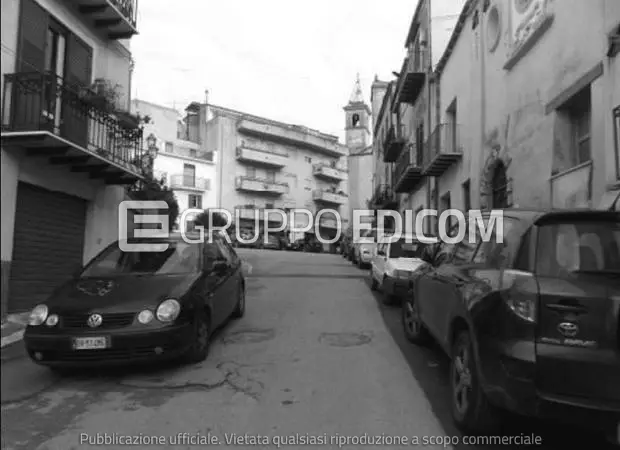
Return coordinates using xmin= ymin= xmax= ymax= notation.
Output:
xmin=1 ymin=249 xmax=616 ymax=450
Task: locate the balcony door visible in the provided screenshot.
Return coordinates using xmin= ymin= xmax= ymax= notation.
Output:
xmin=43 ymin=19 xmax=66 ymax=134
xmin=183 ymin=164 xmax=196 ymax=188
xmin=62 ymin=33 xmax=92 ymax=148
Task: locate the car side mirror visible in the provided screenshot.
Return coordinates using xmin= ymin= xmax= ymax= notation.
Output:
xmin=211 ymin=260 xmax=229 ymax=275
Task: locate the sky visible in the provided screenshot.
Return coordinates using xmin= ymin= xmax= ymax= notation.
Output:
xmin=131 ymin=0 xmax=464 ymax=141
xmin=130 ymin=0 xmax=423 ymax=141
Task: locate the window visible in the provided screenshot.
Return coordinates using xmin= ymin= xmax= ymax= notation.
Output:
xmin=305 ymin=156 xmax=312 ymax=163
xmin=204 ymin=178 xmax=211 ymax=190
xmin=389 ymin=239 xmax=425 ymax=259
xmin=440 ymin=192 xmax=452 ymax=228
xmin=472 ymin=218 xmax=523 ymax=268
xmin=352 ymin=113 xmax=360 ymax=127
xmin=535 ymin=219 xmax=620 ymax=277
xmin=462 ymin=179 xmax=471 ymax=211
xmin=189 ymin=148 xmax=197 ymax=158
xmin=561 ymin=86 xmax=591 ymax=166
xmin=265 ymin=202 xmax=274 ymax=209
xmin=183 ymin=164 xmax=196 ymax=187
xmin=266 ymin=170 xmax=276 ymax=182
xmin=214 ymin=237 xmax=235 ymax=264
xmin=165 ymin=142 xmax=174 ymax=153
xmin=188 ymin=194 xmax=202 ymax=209
xmin=246 ymin=167 xmax=256 ymax=178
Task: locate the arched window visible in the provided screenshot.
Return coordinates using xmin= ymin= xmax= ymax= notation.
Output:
xmin=491 ymin=161 xmax=509 ymax=209
xmin=352 ymin=113 xmax=360 ymax=127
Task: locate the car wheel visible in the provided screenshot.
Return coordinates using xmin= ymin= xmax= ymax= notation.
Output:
xmin=231 ymin=283 xmax=246 ymax=319
xmin=451 ymin=330 xmax=498 ymax=434
xmin=402 ymin=294 xmax=430 ymax=344
xmin=370 ymin=269 xmax=378 ymax=291
xmin=184 ymin=309 xmax=210 ymax=363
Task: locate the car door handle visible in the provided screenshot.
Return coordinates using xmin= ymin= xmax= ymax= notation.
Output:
xmin=545 ymin=303 xmax=588 ymax=314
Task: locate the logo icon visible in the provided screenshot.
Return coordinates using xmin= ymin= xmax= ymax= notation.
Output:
xmin=118 ymin=200 xmax=170 ymax=252
xmin=557 ymin=322 xmax=578 ymax=337
xmin=87 ymin=314 xmax=103 ymax=328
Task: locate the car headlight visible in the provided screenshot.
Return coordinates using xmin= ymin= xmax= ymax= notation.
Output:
xmin=29 ymin=304 xmax=48 ymax=326
xmin=45 ymin=314 xmax=59 ymax=327
xmin=137 ymin=309 xmax=154 ymax=324
xmin=156 ymin=299 xmax=180 ymax=322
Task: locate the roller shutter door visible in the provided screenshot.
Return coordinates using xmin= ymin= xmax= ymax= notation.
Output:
xmin=8 ymin=182 xmax=87 ymax=313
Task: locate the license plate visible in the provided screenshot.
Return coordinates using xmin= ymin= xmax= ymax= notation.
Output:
xmin=72 ymin=337 xmax=108 ymax=350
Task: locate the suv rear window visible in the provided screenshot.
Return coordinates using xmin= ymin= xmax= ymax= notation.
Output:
xmin=536 ymin=220 xmax=620 ymax=276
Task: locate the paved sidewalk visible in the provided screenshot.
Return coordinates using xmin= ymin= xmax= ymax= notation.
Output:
xmin=1 ymin=312 xmax=29 ymax=349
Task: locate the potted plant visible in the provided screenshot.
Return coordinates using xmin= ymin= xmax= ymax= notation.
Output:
xmin=81 ymin=78 xmax=121 ymax=112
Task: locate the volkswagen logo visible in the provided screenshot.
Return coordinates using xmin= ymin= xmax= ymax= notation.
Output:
xmin=87 ymin=314 xmax=103 ymax=328
xmin=557 ymin=322 xmax=578 ymax=337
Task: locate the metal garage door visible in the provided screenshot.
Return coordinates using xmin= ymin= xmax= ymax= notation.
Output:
xmin=8 ymin=182 xmax=87 ymax=313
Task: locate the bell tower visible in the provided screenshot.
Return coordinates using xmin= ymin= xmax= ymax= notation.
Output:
xmin=343 ymin=74 xmax=371 ymax=150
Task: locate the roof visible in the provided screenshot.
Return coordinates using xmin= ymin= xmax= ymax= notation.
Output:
xmin=349 ymin=74 xmax=365 ymax=104
xmin=404 ymin=0 xmax=426 ymax=47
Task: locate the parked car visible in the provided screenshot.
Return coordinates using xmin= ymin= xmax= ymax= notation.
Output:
xmin=403 ymin=209 xmax=620 ymax=443
xmin=263 ymin=234 xmax=282 ymax=250
xmin=352 ymin=228 xmax=384 ymax=268
xmin=287 ymin=238 xmax=304 ymax=251
xmin=369 ymin=235 xmax=430 ymax=305
xmin=23 ymin=231 xmax=245 ymax=369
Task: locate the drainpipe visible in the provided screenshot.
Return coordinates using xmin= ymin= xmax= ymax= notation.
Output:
xmin=479 ymin=7 xmax=487 ymax=210
xmin=425 ymin=1 xmax=433 ymax=236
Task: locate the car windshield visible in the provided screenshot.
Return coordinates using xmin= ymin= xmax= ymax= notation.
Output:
xmin=389 ymin=239 xmax=424 ymax=258
xmin=536 ymin=219 xmax=620 ymax=276
xmin=81 ymin=241 xmax=201 ymax=277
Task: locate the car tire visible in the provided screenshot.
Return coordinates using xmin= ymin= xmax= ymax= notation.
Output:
xmin=402 ymin=294 xmax=430 ymax=344
xmin=184 ymin=309 xmax=210 ymax=363
xmin=450 ymin=330 xmax=498 ymax=434
xmin=231 ymin=283 xmax=246 ymax=319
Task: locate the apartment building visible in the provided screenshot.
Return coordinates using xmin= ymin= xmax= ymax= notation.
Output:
xmin=369 ymin=0 xmax=465 ymax=233
xmin=1 ymin=0 xmax=141 ymax=318
xmin=428 ymin=0 xmax=620 ymax=214
xmin=131 ymin=99 xmax=217 ymax=222
xmin=183 ymin=102 xmax=350 ymax=243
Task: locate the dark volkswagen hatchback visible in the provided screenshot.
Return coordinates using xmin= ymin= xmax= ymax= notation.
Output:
xmin=403 ymin=209 xmax=620 ymax=443
xmin=24 ymin=232 xmax=245 ymax=368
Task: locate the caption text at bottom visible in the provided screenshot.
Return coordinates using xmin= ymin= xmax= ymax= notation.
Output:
xmin=80 ymin=432 xmax=543 ymax=447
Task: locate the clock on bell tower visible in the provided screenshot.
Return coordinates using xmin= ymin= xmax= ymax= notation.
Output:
xmin=343 ymin=74 xmax=371 ymax=150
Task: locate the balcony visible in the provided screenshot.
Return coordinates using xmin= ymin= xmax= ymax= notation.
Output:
xmin=1 ymin=72 xmax=145 ymax=185
xmin=423 ymin=124 xmax=463 ymax=177
xmin=164 ymin=142 xmax=214 ymax=162
xmin=237 ymin=119 xmax=345 ymax=157
xmin=318 ymin=216 xmax=339 ymax=229
xmin=393 ymin=142 xmax=424 ymax=193
xmin=169 ymin=174 xmax=210 ymax=192
xmin=392 ymin=53 xmax=425 ymax=111
xmin=234 ymin=206 xmax=283 ymax=223
xmin=73 ymin=0 xmax=138 ymax=39
xmin=236 ymin=146 xmax=288 ymax=168
xmin=383 ymin=125 xmax=406 ymax=162
xmin=235 ymin=176 xmax=288 ymax=195
xmin=371 ymin=184 xmax=398 ymax=209
xmin=312 ymin=189 xmax=347 ymax=205
xmin=312 ymin=163 xmax=347 ymax=181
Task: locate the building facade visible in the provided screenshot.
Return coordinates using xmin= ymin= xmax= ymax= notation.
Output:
xmin=184 ymin=102 xmax=350 ymax=243
xmin=131 ymin=99 xmax=217 ymax=219
xmin=370 ymin=0 xmax=618 ymax=233
xmin=1 ymin=0 xmax=141 ymax=318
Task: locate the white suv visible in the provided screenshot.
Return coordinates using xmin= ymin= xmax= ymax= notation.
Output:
xmin=370 ymin=235 xmax=429 ymax=305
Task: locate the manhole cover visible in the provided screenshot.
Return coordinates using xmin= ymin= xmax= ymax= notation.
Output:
xmin=319 ymin=332 xmax=373 ymax=347
xmin=222 ymin=329 xmax=276 ymax=344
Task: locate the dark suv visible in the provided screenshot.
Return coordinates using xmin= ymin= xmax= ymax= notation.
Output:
xmin=402 ymin=209 xmax=619 ymax=443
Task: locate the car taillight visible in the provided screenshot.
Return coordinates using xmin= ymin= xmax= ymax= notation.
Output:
xmin=499 ymin=269 xmax=538 ymax=323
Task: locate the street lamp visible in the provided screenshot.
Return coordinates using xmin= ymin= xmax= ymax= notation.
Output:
xmin=142 ymin=133 xmax=158 ymax=178
xmin=146 ymin=133 xmax=158 ymax=155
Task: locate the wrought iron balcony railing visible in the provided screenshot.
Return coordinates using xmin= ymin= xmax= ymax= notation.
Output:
xmin=372 ymin=183 xmax=397 ymax=208
xmin=423 ymin=123 xmax=463 ymax=177
xmin=2 ymin=71 xmax=145 ymax=173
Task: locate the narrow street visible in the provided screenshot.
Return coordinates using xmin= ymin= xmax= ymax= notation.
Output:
xmin=1 ymin=250 xmax=615 ymax=450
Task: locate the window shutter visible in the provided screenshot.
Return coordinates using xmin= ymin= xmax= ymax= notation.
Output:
xmin=65 ymin=33 xmax=92 ymax=89
xmin=18 ymin=0 xmax=48 ymax=73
